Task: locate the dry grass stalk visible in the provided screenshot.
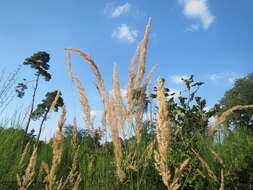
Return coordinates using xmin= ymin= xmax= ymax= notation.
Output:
xmin=58 ymin=118 xmax=82 ymax=189
xmin=58 ymin=146 xmax=81 ymax=190
xmin=209 ymin=148 xmax=224 ymax=167
xmin=135 ymin=17 xmax=151 ymax=88
xmin=65 ymin=47 xmax=126 ymax=182
xmin=219 ymin=168 xmax=224 ymax=190
xmin=17 ymin=145 xmax=38 ymax=190
xmin=72 ymin=174 xmax=82 ymax=190
xmin=197 ymin=168 xmax=206 ymax=178
xmin=107 ymin=96 xmax=125 ymax=181
xmin=154 ymin=77 xmax=172 ymax=188
xmin=19 ymin=142 xmax=31 ymax=166
xmin=47 ymin=90 xmax=61 ymax=120
xmin=65 ymin=48 xmax=107 ymax=101
xmin=134 ymin=88 xmax=146 ymax=143
xmin=113 ymin=63 xmax=127 ymax=136
xmin=191 ymin=148 xmax=218 ymax=182
xmin=74 ymin=74 xmax=94 ymax=136
xmin=66 ymin=47 xmax=110 ymax=136
xmin=141 ymin=139 xmax=156 ymax=166
xmin=170 ymin=158 xmax=191 ymax=190
xmin=208 ymin=104 xmax=253 ymax=136
xmin=72 ymin=117 xmax=78 ymax=147
xmin=66 ymin=51 xmax=74 ymax=82
xmin=44 ymin=106 xmax=66 ymax=190
xmin=126 ymin=45 xmax=141 ymax=117
xmin=143 ymin=64 xmax=158 ymax=89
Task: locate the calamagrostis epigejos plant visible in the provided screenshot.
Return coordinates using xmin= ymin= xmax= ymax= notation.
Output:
xmin=65 ymin=48 xmax=125 ymax=181
xmin=134 ymin=17 xmax=152 ymax=143
xmin=64 ymin=18 xmax=157 ymax=182
xmin=192 ymin=148 xmax=226 ymax=189
xmin=154 ymin=78 xmax=190 ymax=190
xmin=135 ymin=17 xmax=151 ymax=88
xmin=17 ymin=145 xmax=38 ymax=190
xmin=57 ymin=121 xmax=81 ymax=190
xmin=19 ymin=141 xmax=31 ymax=166
xmin=113 ymin=63 xmax=128 ymax=137
xmin=208 ymin=104 xmax=253 ymax=136
xmin=44 ymin=105 xmax=66 ymax=190
xmin=74 ymin=73 xmax=94 ymax=136
xmin=154 ymin=78 xmax=172 ymax=188
xmin=66 ymin=50 xmax=74 ymax=82
xmin=47 ymin=89 xmax=61 ymax=120
xmin=191 ymin=148 xmax=218 ymax=182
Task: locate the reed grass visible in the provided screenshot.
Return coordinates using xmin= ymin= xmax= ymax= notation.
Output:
xmin=1 ymin=17 xmax=251 ymax=190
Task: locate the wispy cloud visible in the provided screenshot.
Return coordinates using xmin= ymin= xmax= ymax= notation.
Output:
xmin=112 ymin=3 xmax=131 ymax=17
xmin=171 ymin=75 xmax=190 ymax=84
xmin=104 ymin=2 xmax=131 ymax=17
xmin=209 ymin=72 xmax=243 ymax=83
xmin=185 ymin=24 xmax=200 ymax=32
xmin=178 ymin=0 xmax=215 ymax=30
xmin=112 ymin=24 xmax=138 ymax=43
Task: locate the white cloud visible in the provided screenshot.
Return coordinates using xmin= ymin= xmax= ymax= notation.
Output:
xmin=112 ymin=3 xmax=131 ymax=17
xmin=209 ymin=72 xmax=243 ymax=83
xmin=185 ymin=24 xmax=200 ymax=32
xmin=112 ymin=24 xmax=138 ymax=43
xmin=104 ymin=2 xmax=131 ymax=17
xmin=171 ymin=75 xmax=190 ymax=84
xmin=178 ymin=0 xmax=215 ymax=30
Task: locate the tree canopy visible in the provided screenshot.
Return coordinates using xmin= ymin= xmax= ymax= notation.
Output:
xmin=31 ymin=90 xmax=64 ymax=120
xmin=219 ymin=73 xmax=253 ymax=129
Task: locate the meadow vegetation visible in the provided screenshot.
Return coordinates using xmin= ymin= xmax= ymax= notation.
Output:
xmin=0 ymin=18 xmax=253 ymax=190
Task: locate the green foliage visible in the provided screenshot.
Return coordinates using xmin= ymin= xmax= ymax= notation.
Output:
xmin=23 ymin=51 xmax=51 ymax=81
xmin=31 ymin=90 xmax=64 ymax=120
xmin=150 ymin=75 xmax=220 ymax=138
xmin=219 ymin=73 xmax=253 ymax=129
xmin=16 ymin=51 xmax=51 ymax=98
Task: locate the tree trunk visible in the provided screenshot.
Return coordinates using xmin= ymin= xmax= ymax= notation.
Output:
xmin=23 ymin=74 xmax=40 ymax=143
xmin=36 ymin=110 xmax=49 ymax=146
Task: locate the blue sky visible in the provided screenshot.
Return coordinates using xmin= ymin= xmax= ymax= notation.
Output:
xmin=0 ymin=0 xmax=252 ymax=140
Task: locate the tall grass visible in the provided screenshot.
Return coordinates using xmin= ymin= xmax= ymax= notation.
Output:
xmin=0 ymin=18 xmax=253 ymax=190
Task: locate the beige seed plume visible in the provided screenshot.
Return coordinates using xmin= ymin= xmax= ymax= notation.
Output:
xmin=45 ymin=106 xmax=66 ymax=190
xmin=154 ymin=77 xmax=172 ymax=188
xmin=17 ymin=145 xmax=38 ymax=190
xmin=74 ymin=73 xmax=93 ymax=135
xmin=170 ymin=158 xmax=191 ymax=190
xmin=47 ymin=90 xmax=61 ymax=120
xmin=66 ymin=50 xmax=74 ymax=82
xmin=192 ymin=148 xmax=218 ymax=182
xmin=113 ymin=63 xmax=127 ymax=135
xmin=208 ymin=104 xmax=253 ymax=136
xmin=127 ymin=44 xmax=141 ymax=116
xmin=19 ymin=142 xmax=31 ymax=166
xmin=64 ymin=48 xmax=107 ymax=99
xmin=135 ymin=17 xmax=151 ymax=88
xmin=107 ymin=96 xmax=125 ymax=181
xmin=65 ymin=47 xmax=110 ymax=130
xmin=143 ymin=64 xmax=158 ymax=89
